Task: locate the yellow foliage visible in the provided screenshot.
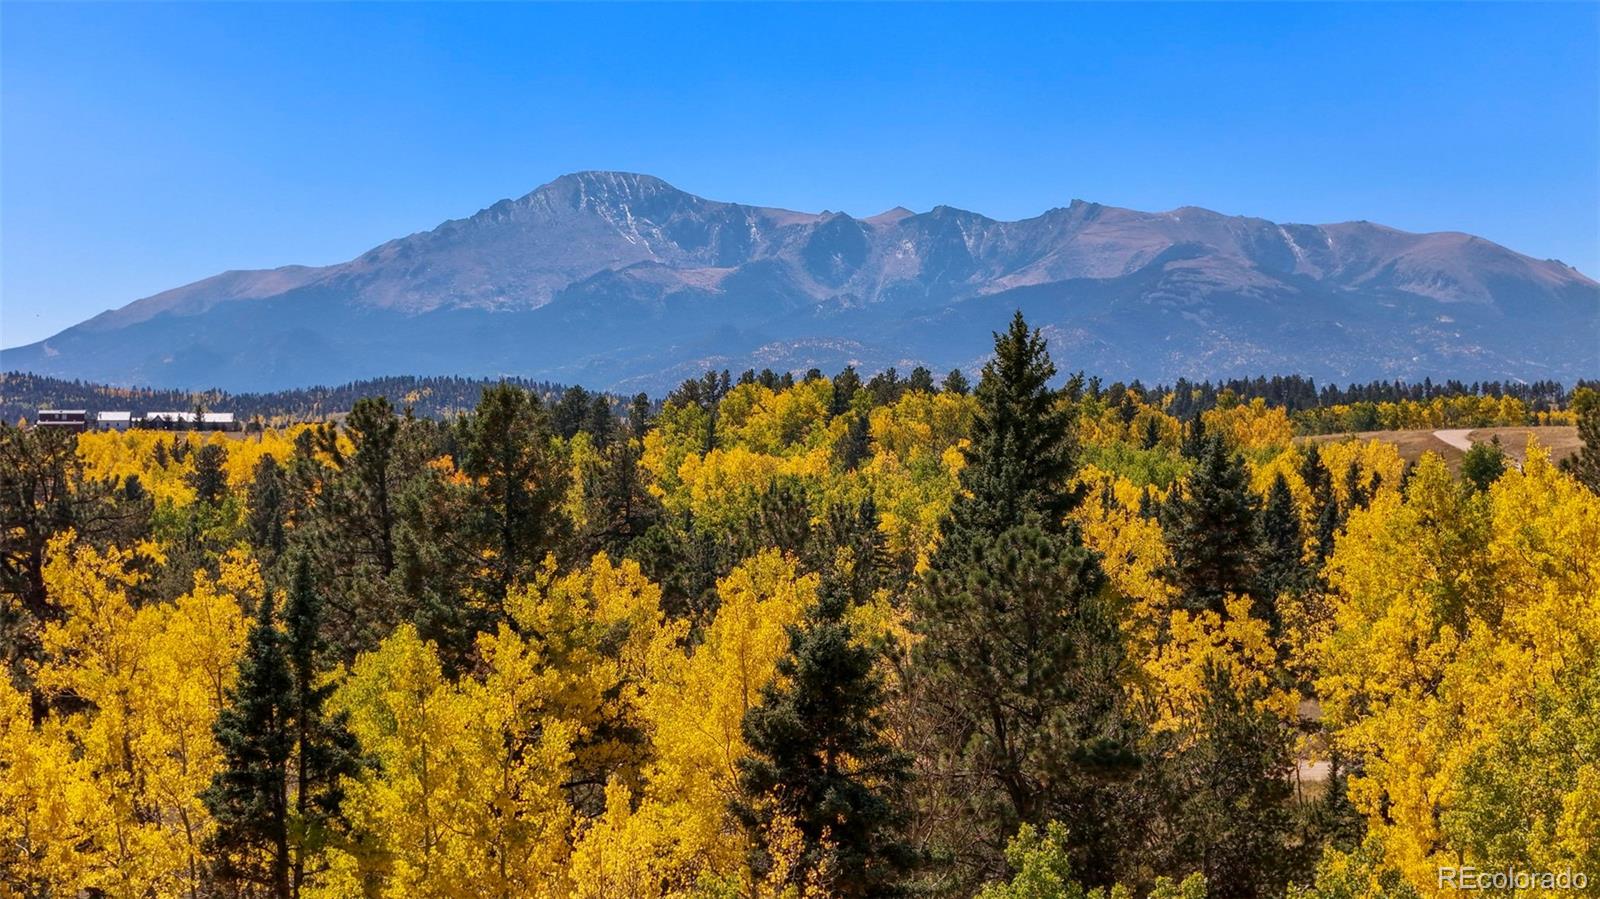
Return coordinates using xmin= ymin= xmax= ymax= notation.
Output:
xmin=25 ymin=535 xmax=250 ymax=899
xmin=328 ymin=624 xmax=577 ymax=899
xmin=569 ymin=551 xmax=815 ymax=894
xmin=1315 ymin=447 xmax=1600 ymax=896
xmin=76 ymin=428 xmax=309 ymax=507
xmin=1203 ymin=398 xmax=1294 ymax=453
xmin=1314 ymin=439 xmax=1406 ymax=507
xmin=1073 ymin=465 xmax=1175 ymax=650
xmin=1144 ymin=595 xmax=1293 ymax=736
xmin=0 ymin=675 xmax=103 ymax=897
xmin=864 ymin=391 xmax=973 ymax=563
xmin=718 ymin=380 xmax=836 ymax=456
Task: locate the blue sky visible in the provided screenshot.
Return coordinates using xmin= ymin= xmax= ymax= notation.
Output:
xmin=3 ymin=2 xmax=1596 ymax=347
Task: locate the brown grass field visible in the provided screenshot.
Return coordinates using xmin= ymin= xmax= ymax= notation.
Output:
xmin=1304 ymin=426 xmax=1580 ymax=471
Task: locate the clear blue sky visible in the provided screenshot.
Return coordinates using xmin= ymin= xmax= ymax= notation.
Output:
xmin=3 ymin=2 xmax=1596 ymax=347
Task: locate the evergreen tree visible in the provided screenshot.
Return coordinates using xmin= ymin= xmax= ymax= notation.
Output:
xmin=1341 ymin=462 xmax=1370 ymax=510
xmin=205 ymin=590 xmax=294 ymax=898
xmin=907 ymin=366 xmax=936 ymax=394
xmin=206 ymin=559 xmax=362 ymax=898
xmin=1180 ymin=414 xmax=1208 ymax=460
xmin=920 ymin=524 xmax=1136 ymax=886
xmin=1299 ymin=445 xmax=1334 ymax=519
xmin=736 ymin=579 xmax=916 ymax=896
xmin=749 ymin=478 xmax=814 ymax=562
xmin=1563 ymin=398 xmax=1600 ymax=493
xmin=946 ymin=311 xmax=1084 ymax=538
xmin=914 ymin=313 xmax=1136 ymax=887
xmin=1461 ymin=437 xmax=1507 ymax=492
xmin=838 ymin=412 xmax=872 ymax=472
xmin=583 ymin=432 xmax=661 ymax=558
xmin=247 ymin=454 xmax=288 ymax=562
xmin=1312 ymin=494 xmax=1342 ymax=565
xmin=1160 ymin=436 xmax=1261 ymax=615
xmin=1256 ymin=473 xmax=1305 ymax=628
xmin=335 ymin=397 xmax=403 ymax=577
xmin=627 ymin=391 xmax=653 ymax=440
xmin=817 ymin=496 xmax=901 ymax=604
xmin=867 ymin=367 xmax=904 ymax=406
xmin=1153 ymin=665 xmax=1294 ymax=899
xmin=552 ymin=385 xmax=592 ymax=440
xmin=832 ymin=366 xmax=862 ymax=417
xmin=1142 ymin=416 xmax=1163 ymax=450
xmin=294 ymin=398 xmax=422 ymax=658
xmin=941 ymin=368 xmax=970 ymax=396
xmin=188 ymin=442 xmax=230 ymax=506
xmin=457 ymin=383 xmax=571 ymax=594
xmin=631 ymin=511 xmax=739 ymax=622
xmin=281 ymin=557 xmax=363 ymax=896
xmin=586 ymin=394 xmax=615 ymax=450
xmin=1138 ymin=486 xmax=1160 ymax=520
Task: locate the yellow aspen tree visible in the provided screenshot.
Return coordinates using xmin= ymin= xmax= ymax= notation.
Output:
xmin=568 ymin=551 xmax=815 ymax=895
xmin=1315 ymin=447 xmax=1600 ymax=895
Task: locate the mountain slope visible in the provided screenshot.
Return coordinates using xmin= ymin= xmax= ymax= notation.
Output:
xmin=5 ymin=171 xmax=1595 ymax=391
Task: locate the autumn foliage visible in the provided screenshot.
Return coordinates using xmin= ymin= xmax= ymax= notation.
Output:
xmin=3 ymin=319 xmax=1597 ymax=899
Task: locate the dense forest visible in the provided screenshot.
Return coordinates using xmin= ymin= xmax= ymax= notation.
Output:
xmin=3 ymin=314 xmax=1599 ymax=898
xmin=4 ymin=369 xmax=1587 ymax=437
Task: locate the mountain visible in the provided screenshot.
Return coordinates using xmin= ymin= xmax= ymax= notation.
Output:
xmin=5 ymin=170 xmax=1596 ymax=391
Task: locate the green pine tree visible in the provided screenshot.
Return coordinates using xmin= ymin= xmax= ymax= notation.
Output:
xmin=206 ymin=559 xmax=363 ymax=898
xmin=1461 ymin=437 xmax=1507 ymax=492
xmin=456 ymin=383 xmax=571 ymax=594
xmin=914 ymin=312 xmax=1137 ymax=887
xmin=736 ymin=579 xmax=916 ymax=897
xmin=1160 ymin=436 xmax=1261 ymax=615
xmin=1142 ymin=416 xmax=1163 ymax=450
xmin=1153 ymin=664 xmax=1294 ymax=899
xmin=582 ymin=431 xmax=661 ymax=558
xmin=585 ymin=393 xmax=616 ymax=449
xmin=1255 ymin=473 xmax=1305 ymax=629
xmin=205 ymin=589 xmax=294 ymax=898
xmin=1341 ymin=462 xmax=1370 ymax=510
xmin=749 ymin=477 xmax=814 ymax=562
xmin=941 ymin=368 xmax=970 ymax=396
xmin=832 ymin=366 xmax=862 ymax=417
xmin=837 ymin=413 xmax=872 ymax=472
xmin=188 ymin=442 xmax=230 ymax=506
xmin=947 ymin=311 xmax=1084 ymax=539
xmin=552 ymin=385 xmax=593 ymax=440
xmin=1180 ymin=414 xmax=1209 ymax=460
xmin=332 ymin=396 xmax=403 ymax=577
xmin=1562 ymin=398 xmax=1600 ymax=493
xmin=282 ymin=557 xmax=363 ymax=895
xmin=1299 ymin=445 xmax=1333 ymax=518
xmin=247 ymin=454 xmax=288 ymax=562
xmin=1312 ymin=495 xmax=1342 ymax=565
xmin=627 ymin=392 xmax=653 ymax=440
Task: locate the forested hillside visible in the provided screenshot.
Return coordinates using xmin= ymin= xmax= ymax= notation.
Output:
xmin=4 ymin=369 xmax=1584 ymax=436
xmin=4 ymin=314 xmax=1599 ymax=899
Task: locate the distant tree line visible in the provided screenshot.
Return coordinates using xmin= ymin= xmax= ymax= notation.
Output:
xmin=1155 ymin=374 xmax=1583 ymax=418
xmin=1 ymin=372 xmax=585 ymax=425
xmin=5 ymin=369 xmax=1589 ymax=436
